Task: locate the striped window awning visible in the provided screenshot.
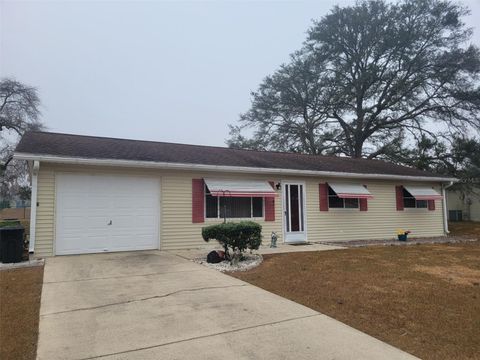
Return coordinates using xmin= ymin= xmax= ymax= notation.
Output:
xmin=204 ymin=179 xmax=277 ymax=197
xmin=403 ymin=186 xmax=443 ymax=200
xmin=328 ymin=182 xmax=373 ymax=199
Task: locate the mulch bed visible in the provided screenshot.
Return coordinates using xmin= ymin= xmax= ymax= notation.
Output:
xmin=0 ymin=263 xmax=44 ymax=360
xmin=231 ymin=241 xmax=480 ymax=360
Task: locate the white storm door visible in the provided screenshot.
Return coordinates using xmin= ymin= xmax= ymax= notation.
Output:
xmin=283 ymin=182 xmax=307 ymax=243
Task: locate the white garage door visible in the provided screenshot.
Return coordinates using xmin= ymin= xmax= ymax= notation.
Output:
xmin=55 ymin=173 xmax=160 ymax=255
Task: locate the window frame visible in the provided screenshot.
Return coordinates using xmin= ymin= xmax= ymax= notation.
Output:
xmin=402 ymin=188 xmax=428 ymax=209
xmin=327 ymin=186 xmax=360 ymax=209
xmin=204 ymin=185 xmax=265 ymax=219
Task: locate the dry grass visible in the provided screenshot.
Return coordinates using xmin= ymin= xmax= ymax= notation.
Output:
xmin=449 ymin=221 xmax=480 ymax=238
xmin=0 ymin=265 xmax=44 ymax=360
xmin=232 ymin=229 xmax=480 ymax=359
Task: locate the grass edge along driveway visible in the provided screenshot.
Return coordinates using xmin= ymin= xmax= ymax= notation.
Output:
xmin=0 ymin=263 xmax=44 ymax=360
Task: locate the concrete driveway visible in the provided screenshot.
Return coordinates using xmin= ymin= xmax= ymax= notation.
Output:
xmin=38 ymin=251 xmax=417 ymax=360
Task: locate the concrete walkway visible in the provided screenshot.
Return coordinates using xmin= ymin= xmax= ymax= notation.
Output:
xmin=38 ymin=251 xmax=417 ymax=360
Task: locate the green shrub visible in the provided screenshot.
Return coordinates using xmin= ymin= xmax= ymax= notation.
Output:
xmin=202 ymin=221 xmax=262 ymax=263
xmin=0 ymin=220 xmax=21 ymax=228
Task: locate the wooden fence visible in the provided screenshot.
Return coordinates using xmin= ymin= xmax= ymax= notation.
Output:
xmin=0 ymin=207 xmax=31 ymax=220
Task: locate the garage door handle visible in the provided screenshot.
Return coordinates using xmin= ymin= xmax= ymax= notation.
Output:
xmin=107 ymin=220 xmax=112 ymax=225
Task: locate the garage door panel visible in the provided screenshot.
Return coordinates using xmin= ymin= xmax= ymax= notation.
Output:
xmin=87 ymin=200 xmax=112 ymax=210
xmin=56 ymin=237 xmax=83 ymax=254
xmin=86 ymin=214 xmax=111 ymax=223
xmin=111 ymin=208 xmax=135 ymax=217
xmin=55 ymin=174 xmax=160 ymax=255
xmin=112 ymin=198 xmax=156 ymax=207
xmin=109 ymin=235 xmax=156 ymax=249
xmin=112 ymin=213 xmax=156 ymax=224
xmin=59 ymin=197 xmax=91 ymax=210
xmin=133 ymin=216 xmax=158 ymax=229
xmin=59 ymin=217 xmax=87 ymax=230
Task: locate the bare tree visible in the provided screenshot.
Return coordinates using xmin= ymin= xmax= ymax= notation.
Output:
xmin=0 ymin=78 xmax=41 ymax=134
xmin=0 ymin=78 xmax=43 ymax=201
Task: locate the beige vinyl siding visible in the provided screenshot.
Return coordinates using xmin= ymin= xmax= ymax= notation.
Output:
xmin=33 ymin=164 xmax=284 ymax=256
xmin=471 ymin=198 xmax=480 ymax=222
xmin=34 ymin=166 xmax=55 ymax=257
xmin=305 ymin=180 xmax=444 ymax=242
xmin=470 ymin=200 xmax=480 ymax=221
xmin=33 ymin=162 xmax=445 ymax=256
xmin=160 ymin=173 xmax=283 ymax=250
xmin=447 ymin=189 xmax=480 ymax=222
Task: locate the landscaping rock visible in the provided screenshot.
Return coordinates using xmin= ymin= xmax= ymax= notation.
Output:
xmin=193 ymin=253 xmax=262 ymax=272
xmin=206 ymin=250 xmax=225 ymax=263
xmin=319 ymin=236 xmax=478 ymax=248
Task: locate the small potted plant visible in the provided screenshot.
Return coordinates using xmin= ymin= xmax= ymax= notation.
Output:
xmin=397 ymin=229 xmax=411 ymax=241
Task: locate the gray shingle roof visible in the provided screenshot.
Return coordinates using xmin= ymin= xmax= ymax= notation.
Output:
xmin=15 ymin=131 xmax=449 ymax=179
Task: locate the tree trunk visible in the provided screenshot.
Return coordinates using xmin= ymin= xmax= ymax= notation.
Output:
xmin=353 ymin=140 xmax=364 ymax=158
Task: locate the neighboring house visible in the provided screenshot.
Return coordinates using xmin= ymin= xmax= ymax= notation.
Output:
xmin=447 ymin=186 xmax=480 ymax=222
xmin=14 ymin=131 xmax=456 ymax=257
xmin=0 ymin=198 xmax=30 ymax=209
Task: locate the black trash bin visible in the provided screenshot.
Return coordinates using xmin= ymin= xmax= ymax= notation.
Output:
xmin=0 ymin=222 xmax=25 ymax=263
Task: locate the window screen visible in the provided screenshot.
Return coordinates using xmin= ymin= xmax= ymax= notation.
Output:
xmin=205 ymin=186 xmax=264 ymax=218
xmin=403 ymin=188 xmax=427 ymax=208
xmin=328 ymin=186 xmax=359 ymax=209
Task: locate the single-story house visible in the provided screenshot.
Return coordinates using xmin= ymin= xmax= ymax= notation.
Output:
xmin=14 ymin=131 xmax=457 ymax=257
xmin=447 ymin=186 xmax=480 ymax=222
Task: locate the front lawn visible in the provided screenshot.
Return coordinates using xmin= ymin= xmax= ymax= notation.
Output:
xmin=449 ymin=221 xmax=480 ymax=238
xmin=231 ymin=240 xmax=480 ymax=359
xmin=0 ymin=265 xmax=44 ymax=360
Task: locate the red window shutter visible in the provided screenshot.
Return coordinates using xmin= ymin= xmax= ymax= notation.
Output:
xmin=359 ymin=198 xmax=368 ymax=211
xmin=319 ymin=183 xmax=329 ymax=211
xmin=359 ymin=184 xmax=368 ymax=211
xmin=192 ymin=179 xmax=205 ymax=223
xmin=265 ymin=181 xmax=275 ymax=221
xmin=264 ymin=198 xmax=275 ymax=221
xmin=395 ymin=185 xmax=404 ymax=211
xmin=428 ymin=200 xmax=435 ymax=211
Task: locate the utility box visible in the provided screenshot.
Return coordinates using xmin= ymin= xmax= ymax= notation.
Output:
xmin=0 ymin=223 xmax=25 ymax=263
xmin=448 ymin=210 xmax=463 ymax=222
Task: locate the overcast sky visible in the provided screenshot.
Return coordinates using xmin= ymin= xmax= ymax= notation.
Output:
xmin=2 ymin=0 xmax=480 ymax=147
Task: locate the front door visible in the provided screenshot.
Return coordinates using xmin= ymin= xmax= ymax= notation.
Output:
xmin=283 ymin=182 xmax=306 ymax=243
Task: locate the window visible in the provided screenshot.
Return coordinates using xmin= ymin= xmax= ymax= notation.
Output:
xmin=328 ymin=186 xmax=359 ymax=209
xmin=403 ymin=188 xmax=428 ymax=208
xmin=205 ymin=187 xmax=264 ymax=218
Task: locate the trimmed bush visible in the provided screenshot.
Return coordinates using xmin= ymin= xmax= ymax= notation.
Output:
xmin=0 ymin=220 xmax=20 ymax=228
xmin=202 ymin=221 xmax=262 ymax=264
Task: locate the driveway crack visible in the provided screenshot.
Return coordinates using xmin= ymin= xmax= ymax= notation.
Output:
xmin=78 ymin=314 xmax=322 ymax=360
xmin=41 ymin=284 xmax=246 ymax=316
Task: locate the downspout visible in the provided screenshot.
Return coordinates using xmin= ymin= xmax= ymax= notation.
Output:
xmin=441 ymin=181 xmax=454 ymax=235
xmin=29 ymin=160 xmax=40 ymax=252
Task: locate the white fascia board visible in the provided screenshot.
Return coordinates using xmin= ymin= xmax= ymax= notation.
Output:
xmin=13 ymin=152 xmax=458 ymax=183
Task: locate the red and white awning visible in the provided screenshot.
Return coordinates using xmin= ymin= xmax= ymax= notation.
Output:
xmin=403 ymin=186 xmax=443 ymax=200
xmin=328 ymin=182 xmax=373 ymax=199
xmin=204 ymin=178 xmax=277 ymax=198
